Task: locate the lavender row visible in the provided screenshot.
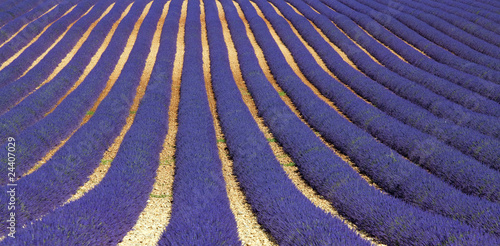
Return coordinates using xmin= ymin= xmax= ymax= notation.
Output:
xmin=0 ymin=0 xmax=155 ymax=237
xmin=465 ymin=0 xmax=500 ymax=10
xmin=0 ymin=0 xmax=99 ymax=88
xmin=0 ymin=0 xmax=47 ymax=27
xmin=372 ymin=0 xmax=500 ymax=59
xmin=203 ymin=0 xmax=368 ymax=244
xmin=0 ymin=1 xmax=175 ymax=244
xmin=158 ymin=0 xmax=239 ymax=244
xmin=279 ymin=0 xmax=500 ymax=142
xmin=317 ymin=0 xmax=500 ymax=141
xmin=278 ymin=0 xmax=500 ymax=193
xmin=305 ymin=0 xmax=500 ymax=139
xmin=222 ymin=0 xmax=499 ymax=244
xmin=0 ymin=0 xmax=83 ymax=61
xmin=299 ymin=0 xmax=500 ymax=115
xmin=0 ymin=0 xmax=20 ymax=12
xmin=288 ymin=0 xmax=500 ymax=169
xmin=307 ymin=0 xmax=500 ymax=110
xmin=316 ymin=0 xmax=500 ymax=105
xmin=0 ymin=0 xmax=114 ymax=128
xmin=431 ymin=0 xmax=500 ymax=23
xmin=329 ymin=0 xmax=500 ymax=84
xmin=0 ymin=0 xmax=134 ymax=185
xmin=0 ymin=0 xmax=70 ymax=44
xmin=412 ymin=0 xmax=499 ymax=35
xmin=453 ymin=0 xmax=500 ymax=11
xmin=0 ymin=0 xmax=116 ymax=142
xmin=352 ymin=0 xmax=500 ymax=72
xmin=392 ymin=0 xmax=500 ymax=47
xmin=253 ymin=0 xmax=500 ymax=235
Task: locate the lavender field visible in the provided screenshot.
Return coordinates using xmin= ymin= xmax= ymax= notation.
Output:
xmin=0 ymin=0 xmax=499 ymax=245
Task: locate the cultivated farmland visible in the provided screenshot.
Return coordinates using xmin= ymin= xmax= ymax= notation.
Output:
xmin=0 ymin=0 xmax=499 ymax=245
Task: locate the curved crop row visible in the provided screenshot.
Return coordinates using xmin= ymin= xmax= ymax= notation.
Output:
xmin=221 ymin=0 xmax=499 ymax=244
xmin=0 ymin=0 xmax=21 ymax=13
xmin=158 ymin=0 xmax=240 ymax=244
xmin=320 ymin=0 xmax=500 ymax=140
xmin=0 ymin=0 xmax=68 ymax=44
xmin=432 ymin=0 xmax=500 ymax=23
xmin=301 ymin=0 xmax=500 ymax=111
xmin=0 ymin=1 xmax=173 ymax=244
xmin=0 ymin=0 xmax=117 ymax=135
xmin=0 ymin=0 xmax=99 ymax=88
xmin=0 ymin=0 xmax=47 ymax=27
xmin=250 ymin=0 xmax=500 ymax=235
xmin=274 ymin=0 xmax=500 ymax=171
xmin=351 ymin=0 xmax=500 ymax=71
xmin=0 ymin=0 xmax=154 ymax=237
xmin=296 ymin=0 xmax=500 ymax=139
xmin=299 ymin=0 xmax=500 ymax=116
xmin=454 ymin=0 xmax=500 ymax=11
xmin=470 ymin=0 xmax=500 ymax=10
xmin=0 ymin=0 xmax=498 ymax=244
xmin=316 ymin=0 xmax=500 ymax=106
xmin=391 ymin=0 xmax=500 ymax=47
xmin=411 ymin=0 xmax=500 ymax=35
xmin=203 ymin=0 xmax=368 ymax=244
xmin=373 ymin=0 xmax=500 ymax=58
xmin=329 ymin=0 xmax=500 ymax=84
xmin=0 ymin=0 xmax=134 ymax=185
xmin=0 ymin=0 xmax=83 ymax=61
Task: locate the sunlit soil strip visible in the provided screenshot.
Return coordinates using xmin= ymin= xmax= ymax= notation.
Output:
xmin=23 ymin=2 xmax=152 ymax=180
xmin=319 ymin=2 xmax=431 ymax=59
xmin=118 ymin=1 xmax=179 ymax=245
xmin=234 ymin=2 xmax=384 ymax=245
xmin=202 ymin=2 xmax=276 ymax=245
xmin=13 ymin=3 xmax=120 ymax=111
xmin=0 ymin=5 xmax=79 ymax=70
xmin=0 ymin=4 xmax=59 ymax=48
xmin=263 ymin=2 xmax=374 ymax=108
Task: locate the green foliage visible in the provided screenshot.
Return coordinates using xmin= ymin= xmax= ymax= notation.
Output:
xmin=281 ymin=162 xmax=295 ymax=167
